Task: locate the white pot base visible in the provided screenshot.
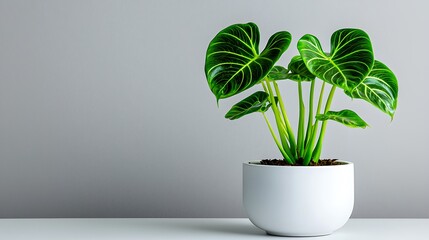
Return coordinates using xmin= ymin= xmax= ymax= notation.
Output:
xmin=243 ymin=161 xmax=354 ymax=237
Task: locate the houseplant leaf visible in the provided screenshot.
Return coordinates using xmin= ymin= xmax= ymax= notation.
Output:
xmin=267 ymin=56 xmax=315 ymax=82
xmin=316 ymin=109 xmax=369 ymax=128
xmin=298 ymin=29 xmax=374 ymax=92
xmin=286 ymin=55 xmax=315 ymax=81
xmin=346 ymin=60 xmax=398 ymax=117
xmin=267 ymin=66 xmax=289 ymax=80
xmin=225 ymin=91 xmax=270 ymax=120
xmin=205 ymin=23 xmax=292 ymax=100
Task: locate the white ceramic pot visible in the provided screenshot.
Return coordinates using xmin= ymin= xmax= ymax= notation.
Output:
xmin=243 ymin=161 xmax=354 ymax=237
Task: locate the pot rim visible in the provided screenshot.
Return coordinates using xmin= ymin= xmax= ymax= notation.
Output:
xmin=244 ymin=161 xmax=353 ymax=168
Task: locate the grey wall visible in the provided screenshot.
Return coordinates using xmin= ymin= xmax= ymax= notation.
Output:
xmin=0 ymin=0 xmax=428 ymax=218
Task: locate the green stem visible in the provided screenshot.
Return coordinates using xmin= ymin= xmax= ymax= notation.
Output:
xmin=303 ymin=81 xmax=325 ymax=165
xmin=297 ymin=81 xmax=305 ymax=158
xmin=273 ymin=81 xmax=297 ymax=159
xmin=262 ymin=113 xmax=293 ymax=165
xmin=312 ymin=85 xmax=337 ymax=163
xmin=261 ymin=81 xmax=269 ymax=93
xmin=304 ymin=80 xmax=315 ymax=147
xmin=262 ymin=82 xmax=287 ymax=135
xmin=264 ymin=80 xmax=295 ymax=163
xmin=315 ymin=82 xmax=326 ymax=121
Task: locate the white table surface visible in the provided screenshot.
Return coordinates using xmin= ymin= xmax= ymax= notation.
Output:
xmin=0 ymin=218 xmax=428 ymax=239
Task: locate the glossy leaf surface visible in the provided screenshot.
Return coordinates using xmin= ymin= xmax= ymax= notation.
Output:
xmin=205 ymin=23 xmax=292 ymax=100
xmin=225 ymin=91 xmax=270 ymax=120
xmin=298 ymin=29 xmax=374 ymax=91
xmin=286 ymin=55 xmax=315 ymax=81
xmin=267 ymin=66 xmax=289 ymax=80
xmin=346 ymin=60 xmax=398 ymax=117
xmin=316 ymin=109 xmax=369 ymax=128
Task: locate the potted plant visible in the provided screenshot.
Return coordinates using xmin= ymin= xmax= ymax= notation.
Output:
xmin=204 ymin=22 xmax=398 ymax=236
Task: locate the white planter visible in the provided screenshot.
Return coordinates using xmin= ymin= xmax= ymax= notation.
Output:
xmin=243 ymin=161 xmax=354 ymax=237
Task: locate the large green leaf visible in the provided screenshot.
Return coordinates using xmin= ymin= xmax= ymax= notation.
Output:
xmin=205 ymin=23 xmax=292 ymax=100
xmin=267 ymin=56 xmax=315 ymax=82
xmin=267 ymin=66 xmax=289 ymax=80
xmin=316 ymin=109 xmax=369 ymax=128
xmin=225 ymin=91 xmax=270 ymax=120
xmin=286 ymin=55 xmax=315 ymax=81
xmin=346 ymin=60 xmax=398 ymax=117
xmin=298 ymin=29 xmax=374 ymax=91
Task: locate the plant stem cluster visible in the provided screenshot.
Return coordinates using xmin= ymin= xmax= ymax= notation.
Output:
xmin=262 ymin=79 xmax=336 ymax=165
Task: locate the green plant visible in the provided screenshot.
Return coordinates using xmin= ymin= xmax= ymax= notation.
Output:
xmin=204 ymin=23 xmax=398 ymax=165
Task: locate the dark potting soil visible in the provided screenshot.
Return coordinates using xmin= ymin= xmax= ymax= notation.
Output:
xmin=259 ymin=159 xmax=346 ymax=166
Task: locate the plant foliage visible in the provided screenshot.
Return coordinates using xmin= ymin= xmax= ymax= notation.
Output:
xmin=204 ymin=23 xmax=398 ymax=165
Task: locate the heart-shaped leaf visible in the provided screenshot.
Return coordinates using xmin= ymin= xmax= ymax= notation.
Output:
xmin=346 ymin=60 xmax=398 ymax=117
xmin=285 ymin=55 xmax=315 ymax=81
xmin=298 ymin=29 xmax=374 ymax=91
xmin=267 ymin=66 xmax=289 ymax=81
xmin=316 ymin=109 xmax=368 ymax=128
xmin=205 ymin=23 xmax=292 ymax=101
xmin=225 ymin=91 xmax=270 ymax=120
xmin=267 ymin=56 xmax=315 ymax=82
